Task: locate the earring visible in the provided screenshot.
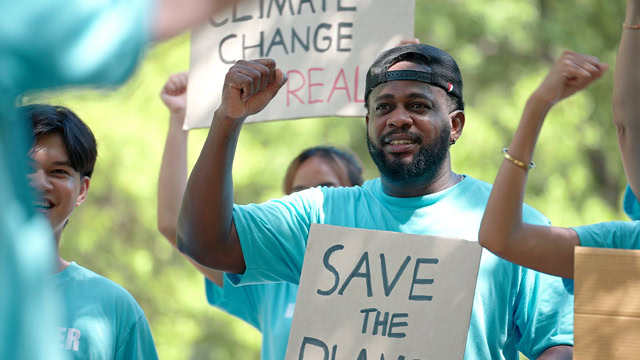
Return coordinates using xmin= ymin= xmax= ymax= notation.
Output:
xmin=449 ymin=139 xmax=456 ymax=145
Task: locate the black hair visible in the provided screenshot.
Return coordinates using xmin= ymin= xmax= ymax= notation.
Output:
xmin=23 ymin=104 xmax=97 ymax=178
xmin=283 ymin=146 xmax=364 ymax=194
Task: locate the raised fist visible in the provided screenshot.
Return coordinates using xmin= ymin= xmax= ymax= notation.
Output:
xmin=533 ymin=51 xmax=608 ymax=106
xmin=161 ymin=72 xmax=189 ymax=116
xmin=217 ymin=59 xmax=287 ymax=121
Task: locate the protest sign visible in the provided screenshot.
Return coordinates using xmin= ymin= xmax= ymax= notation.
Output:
xmin=186 ymin=0 xmax=415 ymax=129
xmin=285 ymin=224 xmax=482 ymax=360
xmin=574 ymin=246 xmax=640 ymax=360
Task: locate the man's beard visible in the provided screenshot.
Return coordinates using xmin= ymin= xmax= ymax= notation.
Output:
xmin=367 ymin=125 xmax=451 ymax=184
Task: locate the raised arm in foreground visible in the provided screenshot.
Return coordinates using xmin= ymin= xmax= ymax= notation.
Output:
xmin=613 ymin=0 xmax=640 ymax=199
xmin=177 ymin=59 xmax=287 ymax=273
xmin=479 ymin=51 xmax=607 ymax=278
xmin=152 ymin=0 xmax=241 ymax=41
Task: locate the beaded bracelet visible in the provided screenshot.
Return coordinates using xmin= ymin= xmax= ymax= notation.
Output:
xmin=623 ymin=23 xmax=640 ymax=29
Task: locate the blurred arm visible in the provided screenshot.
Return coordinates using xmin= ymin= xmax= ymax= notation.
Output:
xmin=151 ymin=0 xmax=239 ymax=41
xmin=613 ymin=0 xmax=640 ymax=199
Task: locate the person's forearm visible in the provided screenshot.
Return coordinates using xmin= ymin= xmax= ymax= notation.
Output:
xmin=177 ymin=110 xmax=245 ymax=272
xmin=157 ymin=114 xmax=189 ymax=244
xmin=613 ymin=1 xmax=640 ymax=197
xmin=152 ymin=0 xmax=237 ymax=41
xmin=479 ymin=96 xmax=550 ymax=253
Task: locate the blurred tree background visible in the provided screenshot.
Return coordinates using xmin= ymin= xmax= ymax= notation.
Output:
xmin=30 ymin=0 xmax=628 ymax=358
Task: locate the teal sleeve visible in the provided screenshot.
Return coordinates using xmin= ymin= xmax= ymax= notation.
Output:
xmin=562 ymin=278 xmax=574 ymax=295
xmin=564 ymin=221 xmax=640 ymax=295
xmin=574 ymin=221 xmax=640 ymax=249
xmin=514 ymin=269 xmax=574 ymax=358
xmin=228 ymin=188 xmax=323 ymax=286
xmin=204 ymin=276 xmax=261 ymax=330
xmin=114 ymin=314 xmax=158 ymax=360
xmin=1 ymin=0 xmax=153 ymax=93
xmin=624 ymin=185 xmax=640 ymax=221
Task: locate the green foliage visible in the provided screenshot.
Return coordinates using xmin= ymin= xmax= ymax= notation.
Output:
xmin=35 ymin=1 xmax=630 ymax=358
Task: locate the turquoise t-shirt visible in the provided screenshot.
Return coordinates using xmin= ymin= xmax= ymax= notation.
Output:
xmin=572 ymin=184 xmax=640 ymax=249
xmin=575 ymin=221 xmax=640 ymax=250
xmin=563 ymin=185 xmax=640 ymax=293
xmin=228 ymin=176 xmax=574 ymax=360
xmin=0 ymin=1 xmax=151 ymax=359
xmin=53 ymin=262 xmax=158 ymax=359
xmin=205 ymin=277 xmax=298 ymax=359
xmin=624 ymin=185 xmax=640 ymax=221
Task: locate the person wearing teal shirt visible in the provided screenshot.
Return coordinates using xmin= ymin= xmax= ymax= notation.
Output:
xmin=205 ymin=278 xmax=298 ymax=359
xmin=0 ymin=2 xmax=152 ymax=358
xmin=178 ymin=47 xmax=574 ymax=358
xmin=54 ymin=262 xmax=157 ymax=359
xmin=156 ymin=72 xmax=365 ymax=360
xmin=0 ymin=1 xmax=246 ymax=358
xmin=478 ymin=0 xmax=640 ymax=281
xmin=26 ymin=104 xmax=159 ymax=359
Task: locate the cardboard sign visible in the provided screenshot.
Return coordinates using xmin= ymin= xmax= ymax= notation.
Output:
xmin=285 ymin=224 xmax=482 ymax=360
xmin=186 ymin=0 xmax=415 ymax=129
xmin=574 ymin=246 xmax=640 ymax=360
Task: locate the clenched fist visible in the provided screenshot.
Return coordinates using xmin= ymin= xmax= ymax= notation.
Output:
xmin=533 ymin=51 xmax=608 ymax=106
xmin=217 ymin=59 xmax=288 ymax=121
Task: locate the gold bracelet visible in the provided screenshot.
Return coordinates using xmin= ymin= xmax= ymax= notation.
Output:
xmin=502 ymin=148 xmax=535 ymax=170
xmin=623 ymin=23 xmax=640 ymax=30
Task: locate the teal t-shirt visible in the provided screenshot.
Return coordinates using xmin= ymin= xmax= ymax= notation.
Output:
xmin=575 ymin=221 xmax=640 ymax=250
xmin=53 ymin=262 xmax=158 ymax=359
xmin=0 ymin=1 xmax=151 ymax=359
xmin=205 ymin=277 xmax=298 ymax=359
xmin=228 ymin=176 xmax=574 ymax=360
xmin=572 ymin=184 xmax=640 ymax=249
xmin=624 ymin=185 xmax=640 ymax=221
xmin=563 ymin=185 xmax=640 ymax=293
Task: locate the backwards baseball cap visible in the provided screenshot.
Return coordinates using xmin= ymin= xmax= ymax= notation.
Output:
xmin=364 ymin=43 xmax=464 ymax=109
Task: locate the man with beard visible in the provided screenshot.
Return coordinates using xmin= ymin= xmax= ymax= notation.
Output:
xmin=177 ymin=44 xmax=574 ymax=359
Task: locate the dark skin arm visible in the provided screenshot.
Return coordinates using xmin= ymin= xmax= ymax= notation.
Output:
xmin=537 ymin=345 xmax=573 ymax=360
xmin=177 ymin=59 xmax=287 ymax=273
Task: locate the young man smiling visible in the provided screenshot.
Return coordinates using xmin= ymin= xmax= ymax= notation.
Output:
xmin=178 ymin=44 xmax=574 ymax=359
xmin=25 ymin=104 xmax=158 ymax=359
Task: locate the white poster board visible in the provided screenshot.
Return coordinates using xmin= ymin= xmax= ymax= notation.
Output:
xmin=285 ymin=224 xmax=482 ymax=360
xmin=186 ymin=0 xmax=415 ymax=129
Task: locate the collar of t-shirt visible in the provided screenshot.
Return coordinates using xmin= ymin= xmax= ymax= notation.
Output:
xmin=369 ymin=175 xmax=474 ymax=209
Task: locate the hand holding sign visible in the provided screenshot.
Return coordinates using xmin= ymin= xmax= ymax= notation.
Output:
xmin=218 ymin=58 xmax=288 ymax=121
xmin=532 ymin=51 xmax=608 ymax=106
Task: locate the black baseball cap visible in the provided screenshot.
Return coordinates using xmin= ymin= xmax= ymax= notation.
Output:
xmin=364 ymin=44 xmax=464 ymax=109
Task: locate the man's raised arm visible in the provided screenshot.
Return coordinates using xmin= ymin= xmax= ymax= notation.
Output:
xmin=177 ymin=59 xmax=287 ymax=273
xmin=613 ymin=0 xmax=640 ymax=197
